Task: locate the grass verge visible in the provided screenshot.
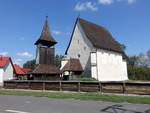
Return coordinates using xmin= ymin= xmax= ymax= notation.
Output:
xmin=0 ymin=90 xmax=150 ymax=104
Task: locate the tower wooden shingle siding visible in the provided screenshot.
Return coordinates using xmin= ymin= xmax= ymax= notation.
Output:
xmin=37 ymin=47 xmax=54 ymax=65
xmin=32 ymin=17 xmax=61 ymax=80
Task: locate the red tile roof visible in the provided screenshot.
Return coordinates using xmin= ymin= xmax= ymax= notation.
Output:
xmin=13 ymin=64 xmax=32 ymax=75
xmin=0 ymin=57 xmax=11 ymax=67
xmin=22 ymin=68 xmax=32 ymax=73
xmin=13 ymin=64 xmax=25 ymax=74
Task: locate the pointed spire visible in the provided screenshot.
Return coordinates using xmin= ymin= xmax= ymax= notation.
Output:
xmin=35 ymin=16 xmax=57 ymax=47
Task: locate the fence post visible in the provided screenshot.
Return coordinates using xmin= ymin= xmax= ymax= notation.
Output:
xmin=99 ymin=82 xmax=102 ymax=93
xmin=59 ymin=81 xmax=62 ymax=91
xmin=78 ymin=82 xmax=80 ymax=92
xmin=28 ymin=81 xmax=31 ymax=89
xmin=123 ymin=82 xmax=126 ymax=94
xmin=43 ymin=81 xmax=45 ymax=91
xmin=16 ymin=82 xmax=18 ymax=89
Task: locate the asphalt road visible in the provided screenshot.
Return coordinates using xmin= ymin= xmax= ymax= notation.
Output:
xmin=0 ymin=95 xmax=149 ymax=113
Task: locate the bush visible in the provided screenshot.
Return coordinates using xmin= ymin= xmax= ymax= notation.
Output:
xmin=18 ymin=76 xmax=28 ymax=80
xmin=128 ymin=65 xmax=150 ymax=81
xmin=71 ymin=77 xmax=97 ymax=81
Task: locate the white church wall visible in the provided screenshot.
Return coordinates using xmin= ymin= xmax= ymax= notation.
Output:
xmin=95 ymin=49 xmax=128 ymax=81
xmin=122 ymin=59 xmax=128 ymax=80
xmin=60 ymin=58 xmax=69 ymax=70
xmin=91 ymin=52 xmax=97 ymax=79
xmin=67 ymin=22 xmax=94 ymax=77
xmin=60 ymin=58 xmax=70 ymax=76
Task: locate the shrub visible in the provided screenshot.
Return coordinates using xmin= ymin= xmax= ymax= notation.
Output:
xmin=128 ymin=65 xmax=150 ymax=81
xmin=71 ymin=77 xmax=97 ymax=81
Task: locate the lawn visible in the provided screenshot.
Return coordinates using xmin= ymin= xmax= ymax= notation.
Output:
xmin=0 ymin=90 xmax=150 ymax=104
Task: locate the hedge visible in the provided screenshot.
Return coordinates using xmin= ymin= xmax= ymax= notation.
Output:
xmin=128 ymin=65 xmax=150 ymax=81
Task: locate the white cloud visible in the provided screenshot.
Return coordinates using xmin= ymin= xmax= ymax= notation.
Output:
xmin=74 ymin=2 xmax=98 ymax=11
xmin=98 ymin=0 xmax=137 ymax=5
xmin=17 ymin=52 xmax=32 ymax=58
xmin=0 ymin=52 xmax=8 ymax=56
xmin=14 ymin=58 xmax=23 ymax=65
xmin=127 ymin=0 xmax=136 ymax=4
xmin=52 ymin=30 xmax=61 ymax=35
xmin=98 ymin=0 xmax=113 ymax=5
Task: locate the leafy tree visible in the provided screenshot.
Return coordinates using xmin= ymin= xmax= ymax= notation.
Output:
xmin=138 ymin=52 xmax=150 ymax=67
xmin=54 ymin=55 xmax=65 ymax=67
xmin=128 ymin=49 xmax=150 ymax=81
xmin=23 ymin=55 xmax=65 ymax=69
xmin=147 ymin=50 xmax=150 ymax=58
xmin=23 ymin=59 xmax=36 ymax=69
xmin=128 ymin=56 xmax=139 ymax=66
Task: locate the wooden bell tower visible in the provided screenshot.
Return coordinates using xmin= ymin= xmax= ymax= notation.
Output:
xmin=35 ymin=16 xmax=57 ymax=65
xmin=32 ymin=17 xmax=61 ymax=80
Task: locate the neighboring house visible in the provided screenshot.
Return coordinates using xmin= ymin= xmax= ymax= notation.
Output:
xmin=13 ymin=64 xmax=32 ymax=80
xmin=0 ymin=56 xmax=15 ymax=85
xmin=61 ymin=18 xmax=128 ymax=81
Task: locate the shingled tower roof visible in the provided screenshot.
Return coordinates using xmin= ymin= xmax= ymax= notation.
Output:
xmin=35 ymin=16 xmax=57 ymax=47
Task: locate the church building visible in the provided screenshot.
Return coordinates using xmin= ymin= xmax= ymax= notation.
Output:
xmin=61 ymin=18 xmax=128 ymax=81
xmin=32 ymin=17 xmax=61 ymax=80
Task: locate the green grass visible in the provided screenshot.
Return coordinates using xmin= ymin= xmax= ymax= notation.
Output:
xmin=0 ymin=90 xmax=150 ymax=104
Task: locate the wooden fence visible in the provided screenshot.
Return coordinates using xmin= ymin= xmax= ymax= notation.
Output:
xmin=4 ymin=80 xmax=150 ymax=95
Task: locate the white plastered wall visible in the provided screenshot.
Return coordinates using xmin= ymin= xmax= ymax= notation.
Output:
xmin=0 ymin=68 xmax=4 ymax=84
xmin=67 ymin=21 xmax=94 ymax=77
xmin=91 ymin=49 xmax=128 ymax=81
xmin=3 ymin=61 xmax=14 ymax=81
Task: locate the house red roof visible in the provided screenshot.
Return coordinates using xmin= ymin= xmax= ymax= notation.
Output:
xmin=0 ymin=57 xmax=11 ymax=67
xmin=13 ymin=64 xmax=25 ymax=74
xmin=13 ymin=64 xmax=32 ymax=75
xmin=22 ymin=68 xmax=32 ymax=73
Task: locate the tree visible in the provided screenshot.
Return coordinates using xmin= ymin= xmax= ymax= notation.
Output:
xmin=127 ymin=49 xmax=150 ymax=81
xmin=138 ymin=51 xmax=150 ymax=67
xmin=23 ymin=55 xmax=65 ymax=69
xmin=54 ymin=55 xmax=65 ymax=67
xmin=23 ymin=59 xmax=36 ymax=69
xmin=128 ymin=56 xmax=139 ymax=66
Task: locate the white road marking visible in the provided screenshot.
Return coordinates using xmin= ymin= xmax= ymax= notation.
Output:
xmin=5 ymin=109 xmax=30 ymax=113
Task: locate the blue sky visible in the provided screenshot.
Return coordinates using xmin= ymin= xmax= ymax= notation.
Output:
xmin=0 ymin=0 xmax=149 ymax=66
